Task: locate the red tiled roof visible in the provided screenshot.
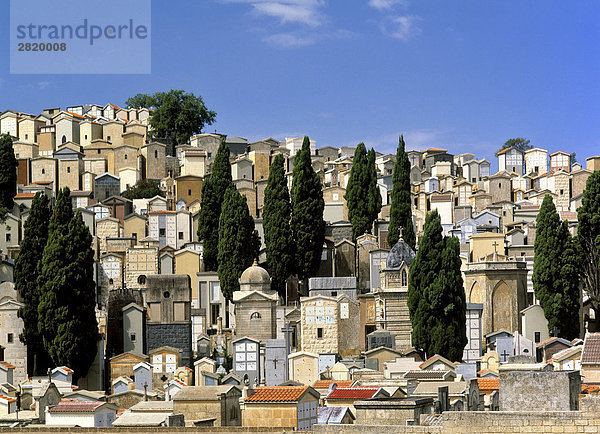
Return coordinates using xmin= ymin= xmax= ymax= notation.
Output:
xmin=0 ymin=395 xmax=16 ymax=403
xmin=65 ymin=111 xmax=86 ymax=119
xmin=0 ymin=362 xmax=15 ymax=370
xmin=326 ymin=387 xmax=381 ymax=400
xmin=14 ymin=193 xmax=35 ymax=199
xmin=149 ymin=210 xmax=176 ymax=214
xmin=477 ymin=378 xmax=499 ymax=394
xmin=581 ymin=384 xmax=600 ymax=395
xmin=582 ymin=333 xmax=600 ymax=364
xmin=313 ymin=380 xmax=353 ymax=389
xmin=48 ymin=400 xmax=106 ymax=413
xmin=245 ymin=386 xmax=309 ymax=403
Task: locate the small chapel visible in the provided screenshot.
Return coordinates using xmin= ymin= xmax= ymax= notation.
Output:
xmin=232 ymin=260 xmax=279 ymax=342
xmin=373 ymin=237 xmax=416 ymax=350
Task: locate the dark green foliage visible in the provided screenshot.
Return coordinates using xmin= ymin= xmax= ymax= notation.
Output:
xmin=0 ymin=134 xmax=18 ymax=219
xmin=367 ymin=148 xmax=382 ymax=226
xmin=291 ymin=137 xmax=325 ymax=287
xmin=121 ymin=179 xmax=164 ymax=200
xmin=408 ymin=211 xmax=467 ymax=361
xmin=197 ymin=140 xmax=233 ymax=271
xmin=388 ymin=135 xmax=416 ymax=249
xmin=533 ymin=195 xmax=580 ymax=339
xmin=345 ymin=143 xmax=372 ymax=240
xmin=38 ymin=188 xmax=99 ymax=379
xmin=577 ymin=171 xmax=600 ymax=319
xmin=15 ymin=192 xmax=51 ymax=375
xmin=217 ymin=187 xmax=255 ymax=301
xmin=570 ymin=153 xmax=577 ymax=165
xmin=495 ymin=137 xmax=532 ymax=156
xmin=125 ymin=90 xmax=216 ymax=146
xmin=263 ymin=154 xmax=295 ymax=296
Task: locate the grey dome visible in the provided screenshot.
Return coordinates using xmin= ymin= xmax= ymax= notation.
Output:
xmin=385 ymin=238 xmax=416 ymax=269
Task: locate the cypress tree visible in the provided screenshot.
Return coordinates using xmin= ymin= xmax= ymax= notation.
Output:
xmin=408 ymin=210 xmax=467 ymax=360
xmin=578 ymin=170 xmax=600 ymax=326
xmin=388 ymin=135 xmax=416 ymax=249
xmin=345 ymin=143 xmax=371 ymax=241
xmin=197 ymin=140 xmax=233 ymax=271
xmin=0 ymin=134 xmax=17 ymax=218
xmin=534 ymin=195 xmax=580 ymax=339
xmin=263 ymin=154 xmax=295 ymax=297
xmin=38 ymin=188 xmax=99 ymax=378
xmin=408 ymin=211 xmax=444 ymax=352
xmin=217 ymin=187 xmax=255 ymax=301
xmin=367 ymin=148 xmax=382 ymax=227
xmin=291 ymin=136 xmax=325 ymax=291
xmin=15 ymin=192 xmax=51 ymax=375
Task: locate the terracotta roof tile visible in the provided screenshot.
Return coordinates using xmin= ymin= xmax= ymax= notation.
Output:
xmin=326 ymin=387 xmax=381 ymax=400
xmin=14 ymin=193 xmax=35 ymax=199
xmin=582 ymin=333 xmax=600 ymax=364
xmin=313 ymin=380 xmax=353 ymax=389
xmin=581 ymin=384 xmax=600 ymax=394
xmin=477 ymin=378 xmax=499 ymax=394
xmin=48 ymin=400 xmax=106 ymax=413
xmin=0 ymin=362 xmax=15 ymax=370
xmin=245 ymin=386 xmax=308 ymax=403
xmin=0 ymin=395 xmax=16 ymax=403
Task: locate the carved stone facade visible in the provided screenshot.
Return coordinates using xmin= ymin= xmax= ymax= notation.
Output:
xmin=463 ymin=257 xmax=528 ymax=338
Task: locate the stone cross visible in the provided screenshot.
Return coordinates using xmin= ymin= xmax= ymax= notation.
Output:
xmin=272 ymin=357 xmax=278 ymax=369
xmin=500 ymin=349 xmax=510 ymax=362
xmin=492 ymin=241 xmax=499 ymax=253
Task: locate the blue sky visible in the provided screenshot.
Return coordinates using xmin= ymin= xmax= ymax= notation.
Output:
xmin=1 ymin=0 xmax=599 ymax=170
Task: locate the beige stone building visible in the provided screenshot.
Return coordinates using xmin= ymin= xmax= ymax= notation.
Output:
xmin=172 ymin=386 xmax=241 ymax=427
xmin=12 ymin=141 xmax=39 ymax=160
xmin=30 ymin=157 xmax=57 ymax=186
xmin=125 ymin=246 xmax=159 ymax=290
xmin=17 ymin=116 xmax=46 ymax=143
xmin=79 ymin=120 xmax=103 ymax=147
xmin=322 ymin=186 xmax=348 ymax=223
xmin=99 ymin=253 xmax=124 ymax=292
xmin=469 ymin=233 xmax=505 ymax=262
xmin=373 ymin=238 xmax=416 ymax=350
xmin=243 ymin=386 xmax=319 ymax=431
xmin=141 ymin=143 xmax=166 ymax=180
xmin=113 ymin=145 xmax=138 ymax=176
xmin=464 ymin=255 xmax=528 ymax=337
xmin=96 ymin=217 xmax=122 ymax=254
xmin=109 ymin=351 xmax=148 ymax=392
xmin=173 ymin=249 xmax=201 ymax=298
xmin=123 ymin=213 xmax=146 ymax=243
xmin=83 ymin=157 xmax=107 ymax=176
xmin=179 ymin=149 xmax=206 ymax=178
xmin=288 ymin=351 xmax=319 ymax=386
xmin=300 ymin=294 xmax=360 ymax=356
xmin=572 ymin=169 xmax=592 ymax=198
xmin=84 ymin=140 xmax=114 ymax=174
xmin=233 ymin=262 xmax=278 ymax=342
xmin=234 ymin=179 xmax=257 ymax=218
xmin=175 ymin=175 xmax=203 ymax=209
xmin=103 ymin=120 xmax=125 ymax=147
xmin=248 ymin=144 xmax=271 ymax=181
xmin=0 ymin=283 xmax=27 ymax=384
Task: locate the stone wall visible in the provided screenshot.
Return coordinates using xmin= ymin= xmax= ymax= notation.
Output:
xmin=301 ymin=297 xmax=339 ymax=354
xmin=146 ymin=323 xmax=192 ymax=367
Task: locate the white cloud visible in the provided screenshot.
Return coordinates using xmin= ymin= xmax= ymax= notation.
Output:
xmin=368 ymin=0 xmax=406 ymax=11
xmin=264 ymin=32 xmax=316 ymax=47
xmin=384 ymin=15 xmax=422 ymax=41
xmin=264 ymin=28 xmax=354 ymax=48
xmin=223 ymin=0 xmax=326 ymax=27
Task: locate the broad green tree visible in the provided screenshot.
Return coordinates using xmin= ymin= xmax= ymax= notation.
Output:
xmin=291 ymin=136 xmax=325 ymax=291
xmin=495 ymin=137 xmax=532 ymax=156
xmin=577 ymin=171 xmax=600 ymax=326
xmin=263 ymin=154 xmax=295 ymax=297
xmin=121 ymin=179 xmax=164 ymax=200
xmin=388 ymin=135 xmax=416 ymax=249
xmin=125 ymin=90 xmax=216 ymax=146
xmin=197 ymin=140 xmax=234 ymax=271
xmin=345 ymin=143 xmax=371 ymax=241
xmin=217 ymin=187 xmax=255 ymax=301
xmin=533 ymin=195 xmax=580 ymax=339
xmin=38 ymin=188 xmax=99 ymax=379
xmin=0 ymin=134 xmax=17 ymax=219
xmin=15 ymin=192 xmax=51 ymax=375
xmin=408 ymin=211 xmax=467 ymax=361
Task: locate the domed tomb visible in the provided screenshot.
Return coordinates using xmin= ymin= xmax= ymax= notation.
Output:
xmin=233 ymin=260 xmax=278 ymax=342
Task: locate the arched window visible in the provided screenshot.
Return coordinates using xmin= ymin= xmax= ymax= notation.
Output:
xmin=401 ymin=270 xmax=407 ymax=286
xmin=155 ymin=150 xmax=158 ymax=158
xmin=61 ymin=135 xmax=67 ymax=143
xmin=138 ymin=275 xmax=146 ymax=285
xmin=250 ymin=312 xmax=261 ymax=319
xmin=109 ymin=278 xmax=114 ymax=285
